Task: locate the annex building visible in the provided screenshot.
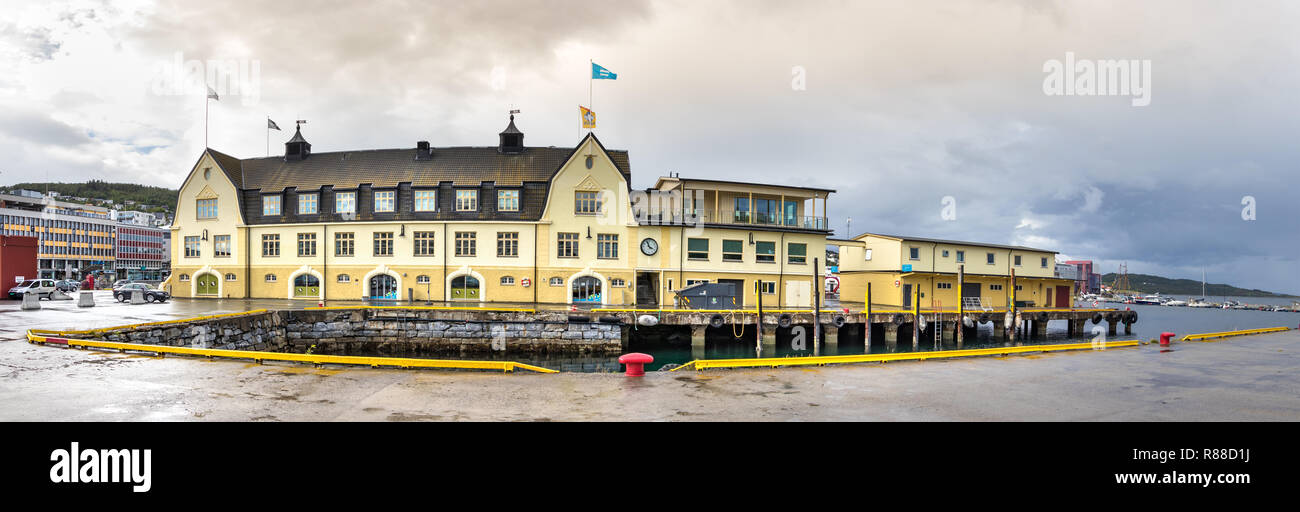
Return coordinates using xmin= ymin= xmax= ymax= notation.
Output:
xmin=831 ymin=233 xmax=1076 ymax=309
xmin=164 ymin=116 xmax=832 ymax=307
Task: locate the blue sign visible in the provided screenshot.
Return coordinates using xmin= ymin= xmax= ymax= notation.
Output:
xmin=902 ymin=264 xmax=913 ymax=272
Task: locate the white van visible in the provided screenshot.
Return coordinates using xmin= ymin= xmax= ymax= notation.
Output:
xmin=8 ymin=279 xmax=57 ymax=300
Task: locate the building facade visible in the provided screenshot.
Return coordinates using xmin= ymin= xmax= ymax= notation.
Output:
xmin=163 ymin=118 xmax=832 ymax=306
xmin=0 ymin=193 xmax=117 ymax=280
xmin=832 ymin=234 xmax=1076 ymax=309
xmin=1064 ymin=260 xmax=1101 ymax=294
xmin=115 ymin=224 xmax=170 ymax=281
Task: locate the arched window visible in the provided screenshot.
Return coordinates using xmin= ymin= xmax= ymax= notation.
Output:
xmin=293 ymin=274 xmax=320 ymax=297
xmin=572 ymin=276 xmax=602 ymax=303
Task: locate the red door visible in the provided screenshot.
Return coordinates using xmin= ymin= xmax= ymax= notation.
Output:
xmin=1055 ymin=286 xmax=1070 ymax=308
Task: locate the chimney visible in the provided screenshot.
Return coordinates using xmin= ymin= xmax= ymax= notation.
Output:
xmin=416 ymin=141 xmax=431 ymax=160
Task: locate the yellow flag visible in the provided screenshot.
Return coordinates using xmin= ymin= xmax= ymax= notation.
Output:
xmin=580 ymin=106 xmax=596 ymax=129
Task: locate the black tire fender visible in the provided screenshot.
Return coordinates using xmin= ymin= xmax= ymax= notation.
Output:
xmin=1037 ymin=312 xmax=1049 ymax=322
xmin=1091 ymin=313 xmax=1104 ymax=324
xmin=709 ymin=314 xmax=725 ymax=329
xmin=832 ymin=315 xmax=846 ymax=328
xmin=891 ymin=314 xmax=905 ymax=326
xmin=1126 ymin=311 xmax=1138 ymax=324
xmin=777 ymin=313 xmax=793 ymax=329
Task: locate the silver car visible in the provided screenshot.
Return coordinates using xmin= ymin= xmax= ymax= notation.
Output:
xmin=8 ymin=279 xmax=57 ymax=300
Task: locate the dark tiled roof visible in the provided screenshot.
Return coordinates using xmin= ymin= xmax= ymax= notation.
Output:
xmin=229 ymin=145 xmax=630 ymax=192
xmin=206 ymin=148 xmax=245 ymax=188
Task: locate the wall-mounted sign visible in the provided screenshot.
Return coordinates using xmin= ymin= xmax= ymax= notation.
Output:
xmin=520 ymin=278 xmax=531 ymax=288
xmin=901 ymin=264 xmax=912 ymax=272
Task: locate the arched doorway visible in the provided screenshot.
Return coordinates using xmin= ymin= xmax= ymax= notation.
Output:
xmin=572 ymin=276 xmax=602 ymax=303
xmin=293 ymin=274 xmax=320 ymax=298
xmin=196 ymin=273 xmax=220 ymax=296
xmin=369 ymin=274 xmax=398 ymax=300
xmin=450 ymin=275 xmax=480 ymax=300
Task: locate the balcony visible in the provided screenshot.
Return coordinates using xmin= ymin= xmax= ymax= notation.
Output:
xmin=634 ymin=207 xmax=828 ymax=231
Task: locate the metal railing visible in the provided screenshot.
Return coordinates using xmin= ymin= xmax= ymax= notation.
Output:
xmin=631 ymin=207 xmax=828 ymax=230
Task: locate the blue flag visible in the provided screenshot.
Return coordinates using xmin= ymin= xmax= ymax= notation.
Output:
xmin=592 ymin=62 xmax=617 ymax=80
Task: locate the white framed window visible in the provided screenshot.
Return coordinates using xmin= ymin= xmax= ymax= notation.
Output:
xmin=575 ymin=191 xmax=601 ymax=214
xmin=179 ymin=274 xmax=190 ymax=281
xmin=298 ymin=193 xmax=318 ymax=214
xmin=336 ymin=274 xmax=350 ymax=283
xmin=909 ymin=247 xmax=920 ymax=260
xmin=610 ymin=278 xmax=626 ymax=287
xmin=416 ymin=275 xmax=430 ymax=284
xmin=456 ymin=190 xmax=477 ymax=211
xmin=374 ymin=190 xmax=395 ymax=212
xmin=501 ymin=276 xmax=516 ymax=285
xmin=414 ymin=190 xmax=437 ymax=212
xmin=264 ymin=274 xmax=276 ymax=282
xmin=497 ymin=190 xmax=519 ymax=212
xmin=225 ymin=273 xmax=237 ymax=281
xmin=686 ymin=279 xmax=709 ymax=286
xmin=864 ymin=248 xmax=873 ymax=261
xmin=1014 ymin=255 xmax=1022 ymax=266
xmin=335 ymin=191 xmax=356 ymax=214
xmin=196 ymin=198 xmax=218 ymax=219
xmin=549 ymin=277 xmax=563 ymax=286
xmin=956 ymin=250 xmax=964 ymax=263
xmin=262 ymin=195 xmax=282 ymax=216
xmin=760 ymin=281 xmax=776 ymax=294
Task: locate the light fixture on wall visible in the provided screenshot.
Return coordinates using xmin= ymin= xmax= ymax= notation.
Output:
xmin=201 ymin=229 xmax=208 ymax=241
xmin=748 ymin=232 xmax=754 ymax=245
xmin=400 ymin=224 xmax=406 ymax=237
xmin=586 ymin=226 xmax=592 ymax=239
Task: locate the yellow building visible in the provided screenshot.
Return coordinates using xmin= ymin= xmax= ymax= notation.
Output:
xmin=164 ymin=116 xmax=833 ymax=307
xmin=831 ymin=233 xmax=1076 ymax=309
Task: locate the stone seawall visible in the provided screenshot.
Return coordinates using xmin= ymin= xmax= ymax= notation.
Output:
xmin=281 ymin=309 xmax=625 ymax=355
xmin=95 ymin=311 xmax=286 ymax=351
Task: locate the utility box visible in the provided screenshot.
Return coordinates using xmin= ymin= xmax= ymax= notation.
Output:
xmin=0 ymin=236 xmax=39 ymax=296
xmin=676 ymin=282 xmax=739 ymax=309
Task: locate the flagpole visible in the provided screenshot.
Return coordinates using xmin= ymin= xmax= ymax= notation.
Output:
xmin=266 ymin=116 xmax=270 ymax=157
xmin=205 ymin=94 xmax=209 ymax=148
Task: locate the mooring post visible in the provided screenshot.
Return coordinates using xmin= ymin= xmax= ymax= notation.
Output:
xmin=865 ymin=283 xmax=872 ymax=353
xmin=957 ymin=265 xmax=965 ymax=346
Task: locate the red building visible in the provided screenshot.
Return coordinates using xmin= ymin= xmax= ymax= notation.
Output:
xmin=1064 ymin=260 xmax=1101 ymax=294
xmin=0 ymin=235 xmax=39 ymax=291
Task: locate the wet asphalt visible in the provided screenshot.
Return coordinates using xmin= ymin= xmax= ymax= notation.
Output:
xmin=1 ymin=293 xmax=1298 ymax=421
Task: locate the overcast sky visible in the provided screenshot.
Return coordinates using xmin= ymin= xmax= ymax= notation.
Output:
xmin=1 ymin=0 xmax=1297 ymax=293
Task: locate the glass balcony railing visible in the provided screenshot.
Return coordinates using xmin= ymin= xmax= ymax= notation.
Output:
xmin=631 ymin=207 xmax=828 ymax=230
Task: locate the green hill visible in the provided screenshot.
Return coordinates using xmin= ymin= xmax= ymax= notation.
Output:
xmin=1102 ymin=272 xmax=1296 ymax=298
xmin=5 ymin=180 xmax=175 ymax=213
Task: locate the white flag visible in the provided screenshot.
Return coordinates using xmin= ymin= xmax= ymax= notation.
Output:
xmin=206 ymin=85 xmax=219 ymax=100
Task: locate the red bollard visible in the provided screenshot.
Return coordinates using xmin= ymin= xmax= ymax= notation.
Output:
xmin=618 ymin=352 xmax=654 ymax=377
xmin=1159 ymin=332 xmax=1175 ymax=347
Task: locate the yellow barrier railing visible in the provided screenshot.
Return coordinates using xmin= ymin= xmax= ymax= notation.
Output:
xmin=1181 ymin=326 xmax=1290 ymax=342
xmin=669 ymin=339 xmax=1140 ymax=371
xmin=28 ymin=309 xmax=271 ymax=337
xmin=592 ymin=307 xmax=1119 ymax=315
xmin=307 ymin=305 xmax=537 ymax=313
xmin=25 ymin=332 xmax=557 ymax=373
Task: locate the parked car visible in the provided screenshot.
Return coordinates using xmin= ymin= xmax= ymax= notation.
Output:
xmin=112 ymin=279 xmax=134 ymax=289
xmin=8 ymin=279 xmax=57 ymax=300
xmin=54 ymin=280 xmax=80 ymax=292
xmin=113 ymin=283 xmax=170 ymax=303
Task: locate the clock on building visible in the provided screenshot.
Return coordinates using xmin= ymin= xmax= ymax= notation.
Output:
xmin=640 ymin=238 xmax=658 ymax=256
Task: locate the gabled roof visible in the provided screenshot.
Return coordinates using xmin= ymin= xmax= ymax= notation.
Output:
xmin=854 ymin=232 xmax=1057 ymax=254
